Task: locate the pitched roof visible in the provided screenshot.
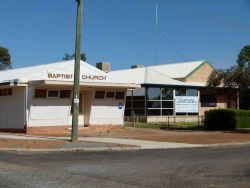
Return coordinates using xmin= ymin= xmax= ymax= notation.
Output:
xmin=111 ymin=60 xmax=209 ymax=79
xmin=149 ymin=60 xmax=208 ymax=78
xmin=109 ymin=66 xmax=203 ymax=87
xmin=109 ymin=60 xmax=213 ymax=87
xmin=0 ymin=60 xmax=106 ymax=83
xmin=0 ymin=60 xmax=137 ymax=88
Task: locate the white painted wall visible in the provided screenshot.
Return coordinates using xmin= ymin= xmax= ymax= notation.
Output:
xmin=0 ymin=87 xmax=26 ymax=129
xmin=89 ymin=98 xmax=125 ymax=125
xmin=27 ymin=86 xmax=84 ymax=127
xmin=27 ymin=86 xmax=126 ymax=127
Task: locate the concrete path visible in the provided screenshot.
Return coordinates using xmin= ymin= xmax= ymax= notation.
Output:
xmin=0 ymin=133 xmax=204 ymax=150
xmin=78 ymin=137 xmax=203 ymax=149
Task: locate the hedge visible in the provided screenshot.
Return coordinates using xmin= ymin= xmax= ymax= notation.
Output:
xmin=204 ymin=109 xmax=250 ymax=130
xmin=232 ymin=109 xmax=250 ymax=128
xmin=204 ymin=109 xmax=236 ymax=130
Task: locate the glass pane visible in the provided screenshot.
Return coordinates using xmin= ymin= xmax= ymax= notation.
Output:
xmin=133 ymin=96 xmax=145 ymax=100
xmin=126 ymin=90 xmax=132 ymax=96
xmin=106 ymin=92 xmax=115 ymax=98
xmin=34 ymin=89 xmax=47 ymax=98
xmin=133 ymin=88 xmax=146 ymax=100
xmin=133 ymin=100 xmax=145 ymax=108
xmin=60 ymin=90 xmax=71 ymax=98
xmin=148 ymin=101 xmax=160 ymax=108
xmin=162 ymin=88 xmax=173 ymax=100
xmin=162 ymin=109 xmax=174 ymax=115
xmin=133 ymin=88 xmax=145 ymax=96
xmin=147 ymin=109 xmax=161 ymax=116
xmin=187 ymin=89 xmax=198 ymax=96
xmin=125 ymin=100 xmax=132 ymax=108
xmin=48 ymin=90 xmax=59 ymax=97
xmin=2 ymin=89 xmax=11 ymax=96
xmin=147 ymin=87 xmax=161 ymax=100
xmin=162 ymin=101 xmax=173 ymax=108
xmin=201 ymin=95 xmax=217 ymax=107
xmin=95 ymin=91 xmax=105 ymax=99
xmin=134 ymin=109 xmax=146 ymax=115
xmin=175 ymin=88 xmax=186 ymax=96
xmin=115 ymin=92 xmax=125 ymax=99
xmin=125 ymin=109 xmax=131 ymax=116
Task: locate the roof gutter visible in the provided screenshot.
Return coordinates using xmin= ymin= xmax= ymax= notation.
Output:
xmin=29 ymin=80 xmax=140 ymax=89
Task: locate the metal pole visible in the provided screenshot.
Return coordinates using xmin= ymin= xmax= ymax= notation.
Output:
xmin=71 ymin=0 xmax=82 ymax=142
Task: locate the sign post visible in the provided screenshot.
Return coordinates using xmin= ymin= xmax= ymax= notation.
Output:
xmin=71 ymin=0 xmax=82 ymax=142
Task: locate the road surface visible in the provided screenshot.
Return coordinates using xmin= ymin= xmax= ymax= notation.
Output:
xmin=0 ymin=146 xmax=250 ymax=188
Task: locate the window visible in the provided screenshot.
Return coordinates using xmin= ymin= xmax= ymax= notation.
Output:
xmin=125 ymin=88 xmax=146 ymax=116
xmin=133 ymin=100 xmax=145 ymax=108
xmin=147 ymin=88 xmax=161 ymax=100
xmin=0 ymin=88 xmax=12 ymax=97
xmin=34 ymin=89 xmax=47 ymax=98
xmin=187 ymin=89 xmax=198 ymax=96
xmin=148 ymin=101 xmax=160 ymax=108
xmin=175 ymin=89 xmax=186 ymax=96
xmin=95 ymin=91 xmax=105 ymax=99
xmin=115 ymin=92 xmax=125 ymax=99
xmin=60 ymin=90 xmax=71 ymax=98
xmin=162 ymin=101 xmax=173 ymax=108
xmin=48 ymin=90 xmax=59 ymax=98
xmin=162 ymin=88 xmax=173 ymax=100
xmin=200 ymin=95 xmax=217 ymax=107
xmin=147 ymin=109 xmax=161 ymax=116
xmin=106 ymin=92 xmax=115 ymax=99
xmin=162 ymin=109 xmax=174 ymax=116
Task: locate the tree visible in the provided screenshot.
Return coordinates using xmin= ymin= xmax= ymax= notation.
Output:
xmin=206 ymin=45 xmax=250 ymax=109
xmin=0 ymin=47 xmax=11 ymax=70
xmin=62 ymin=53 xmax=86 ymax=61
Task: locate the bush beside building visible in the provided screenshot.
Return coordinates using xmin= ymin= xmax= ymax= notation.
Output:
xmin=204 ymin=109 xmax=250 ymax=130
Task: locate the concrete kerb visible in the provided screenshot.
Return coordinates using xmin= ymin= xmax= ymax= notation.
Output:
xmin=0 ymin=146 xmax=141 ymax=152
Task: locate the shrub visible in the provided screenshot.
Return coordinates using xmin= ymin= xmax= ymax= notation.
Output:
xmin=204 ymin=109 xmax=236 ymax=130
xmin=232 ymin=109 xmax=250 ymax=128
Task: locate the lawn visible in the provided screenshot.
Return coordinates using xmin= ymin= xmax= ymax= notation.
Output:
xmin=127 ymin=121 xmax=202 ymax=130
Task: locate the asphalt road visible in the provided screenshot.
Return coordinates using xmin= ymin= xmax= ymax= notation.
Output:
xmin=0 ymin=146 xmax=250 ymax=188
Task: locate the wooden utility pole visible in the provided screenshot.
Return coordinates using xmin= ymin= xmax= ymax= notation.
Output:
xmin=71 ymin=0 xmax=82 ymax=142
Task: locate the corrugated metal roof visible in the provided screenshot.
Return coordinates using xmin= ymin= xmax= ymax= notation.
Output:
xmin=0 ymin=60 xmax=134 ymax=86
xmin=109 ymin=60 xmax=209 ymax=87
xmin=111 ymin=60 xmax=206 ymax=79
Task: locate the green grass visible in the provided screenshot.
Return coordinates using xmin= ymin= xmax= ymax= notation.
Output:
xmin=126 ymin=122 xmax=202 ymax=129
xmin=236 ymin=117 xmax=250 ymax=129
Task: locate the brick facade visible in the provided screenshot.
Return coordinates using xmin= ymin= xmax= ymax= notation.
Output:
xmin=185 ymin=62 xmax=214 ymax=83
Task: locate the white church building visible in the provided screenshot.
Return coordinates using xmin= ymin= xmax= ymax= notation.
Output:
xmin=0 ymin=60 xmax=138 ymax=132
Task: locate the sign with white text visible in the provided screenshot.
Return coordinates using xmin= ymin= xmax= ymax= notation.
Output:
xmin=175 ymin=96 xmax=199 ymax=113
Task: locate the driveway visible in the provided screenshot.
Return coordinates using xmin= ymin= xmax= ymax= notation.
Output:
xmin=0 ymin=146 xmax=250 ymax=187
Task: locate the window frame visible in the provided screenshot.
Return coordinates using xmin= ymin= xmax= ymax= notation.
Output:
xmin=0 ymin=88 xmax=12 ymax=97
xmin=105 ymin=91 xmax=115 ymax=99
xmin=34 ymin=89 xmax=47 ymax=99
xmin=115 ymin=92 xmax=125 ymax=100
xmin=59 ymin=90 xmax=72 ymax=99
xmin=95 ymin=91 xmax=106 ymax=99
xmin=47 ymin=90 xmax=60 ymax=98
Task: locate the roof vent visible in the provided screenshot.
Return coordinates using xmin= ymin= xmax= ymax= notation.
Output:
xmin=131 ymin=64 xmax=144 ymax=69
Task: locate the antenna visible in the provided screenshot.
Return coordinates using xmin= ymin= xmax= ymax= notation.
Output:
xmin=155 ymin=1 xmax=158 ymax=65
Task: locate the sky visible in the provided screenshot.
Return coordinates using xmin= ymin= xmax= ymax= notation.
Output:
xmin=1 ymin=0 xmax=250 ymax=70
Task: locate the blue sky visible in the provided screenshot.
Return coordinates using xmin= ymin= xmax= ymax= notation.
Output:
xmin=1 ymin=0 xmax=250 ymax=70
